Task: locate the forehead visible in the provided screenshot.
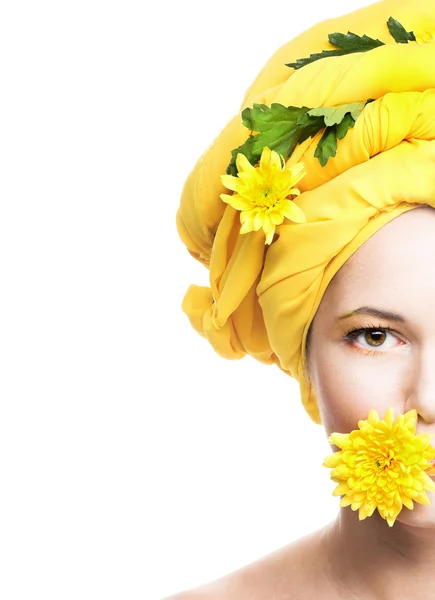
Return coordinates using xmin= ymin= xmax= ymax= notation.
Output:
xmin=324 ymin=206 xmax=435 ymax=310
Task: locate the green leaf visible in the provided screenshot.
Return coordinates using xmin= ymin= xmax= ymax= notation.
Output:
xmin=241 ymin=102 xmax=307 ymax=134
xmin=336 ymin=112 xmax=355 ymax=140
xmin=287 ymin=17 xmax=416 ymax=70
xmin=328 ymin=31 xmax=384 ymax=52
xmin=226 ymin=103 xmax=312 ymax=175
xmin=308 ymin=101 xmax=369 ymax=126
xmin=310 ymin=100 xmax=373 ymax=164
xmin=226 ymin=99 xmax=372 ymax=174
xmin=286 ymin=31 xmax=384 ymax=69
xmin=286 ymin=48 xmax=350 ymax=70
xmin=387 ymin=17 xmax=416 ymax=43
xmin=295 ymin=113 xmax=326 ymax=144
xmin=314 ymin=127 xmax=338 ymax=167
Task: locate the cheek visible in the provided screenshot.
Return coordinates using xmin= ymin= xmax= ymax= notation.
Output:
xmin=312 ymin=348 xmax=405 ymax=442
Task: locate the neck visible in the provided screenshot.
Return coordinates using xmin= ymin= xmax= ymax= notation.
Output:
xmin=320 ymin=506 xmax=435 ymax=599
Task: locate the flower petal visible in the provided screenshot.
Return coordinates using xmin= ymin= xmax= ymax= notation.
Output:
xmin=240 ymin=219 xmax=254 ymax=235
xmin=253 ymin=210 xmax=264 ymax=231
xmin=384 ymin=407 xmax=395 ymax=427
xmin=236 ymin=153 xmax=256 ymax=174
xmin=224 ymin=194 xmax=254 ymax=211
xmin=220 ymin=193 xmax=235 ymax=205
xmin=281 ymin=200 xmax=307 ymax=223
xmin=288 ymin=164 xmax=306 ymax=187
xmin=221 ymin=174 xmax=239 ymax=192
xmin=269 ymin=149 xmax=283 ymax=171
xmin=259 ymin=147 xmax=272 ymax=171
xmin=269 ymin=211 xmax=285 ymax=225
xmin=288 ymin=161 xmax=305 ymax=178
xmin=240 ymin=209 xmax=252 ymax=224
xmin=262 ymin=212 xmax=273 ymax=232
xmin=265 ymin=227 xmax=275 ymax=245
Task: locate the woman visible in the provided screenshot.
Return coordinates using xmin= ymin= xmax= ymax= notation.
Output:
xmin=168 ymin=0 xmax=435 ymax=597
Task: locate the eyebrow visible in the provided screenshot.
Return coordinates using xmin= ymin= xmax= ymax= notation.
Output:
xmin=337 ymin=306 xmax=406 ymax=323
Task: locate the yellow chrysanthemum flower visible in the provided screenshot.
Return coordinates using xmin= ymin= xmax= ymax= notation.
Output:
xmin=323 ymin=407 xmax=435 ymax=527
xmin=220 ymin=147 xmax=306 ymax=245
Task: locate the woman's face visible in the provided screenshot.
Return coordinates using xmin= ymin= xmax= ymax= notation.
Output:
xmin=308 ymin=205 xmax=435 ymax=527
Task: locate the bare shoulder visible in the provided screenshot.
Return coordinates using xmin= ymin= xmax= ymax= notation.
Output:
xmin=160 ymin=525 xmax=333 ymax=600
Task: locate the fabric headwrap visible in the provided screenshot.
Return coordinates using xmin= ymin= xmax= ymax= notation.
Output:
xmin=176 ymin=0 xmax=435 ymax=425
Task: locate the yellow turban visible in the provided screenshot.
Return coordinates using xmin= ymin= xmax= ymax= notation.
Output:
xmin=176 ymin=0 xmax=435 ymax=425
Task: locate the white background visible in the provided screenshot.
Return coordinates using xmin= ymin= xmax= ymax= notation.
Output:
xmin=0 ymin=1 xmax=373 ymax=598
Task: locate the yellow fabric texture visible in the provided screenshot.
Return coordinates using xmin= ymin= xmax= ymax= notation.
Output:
xmin=176 ymin=0 xmax=435 ymax=425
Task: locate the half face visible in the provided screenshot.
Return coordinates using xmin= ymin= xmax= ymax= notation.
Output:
xmin=307 ymin=205 xmax=435 ymax=527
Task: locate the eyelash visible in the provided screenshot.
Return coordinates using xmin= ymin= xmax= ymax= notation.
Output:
xmin=343 ymin=322 xmax=404 ymax=357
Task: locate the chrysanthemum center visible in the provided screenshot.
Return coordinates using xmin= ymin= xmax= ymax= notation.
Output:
xmin=374 ymin=453 xmax=395 ymax=470
xmin=257 ymin=186 xmax=279 ymax=208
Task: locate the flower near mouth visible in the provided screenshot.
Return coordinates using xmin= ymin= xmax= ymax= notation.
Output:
xmin=220 ymin=147 xmax=306 ymax=245
xmin=323 ymin=407 xmax=435 ymax=527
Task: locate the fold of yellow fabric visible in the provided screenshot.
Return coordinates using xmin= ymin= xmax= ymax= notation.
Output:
xmin=177 ymin=0 xmax=435 ymax=424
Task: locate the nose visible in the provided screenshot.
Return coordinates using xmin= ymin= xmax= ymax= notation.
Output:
xmin=405 ymin=346 xmax=435 ymax=424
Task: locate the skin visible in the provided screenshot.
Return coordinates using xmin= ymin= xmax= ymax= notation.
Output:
xmin=307 ymin=205 xmax=435 ymax=599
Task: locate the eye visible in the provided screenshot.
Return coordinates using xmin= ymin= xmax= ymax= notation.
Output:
xmin=344 ymin=326 xmax=404 ymax=353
